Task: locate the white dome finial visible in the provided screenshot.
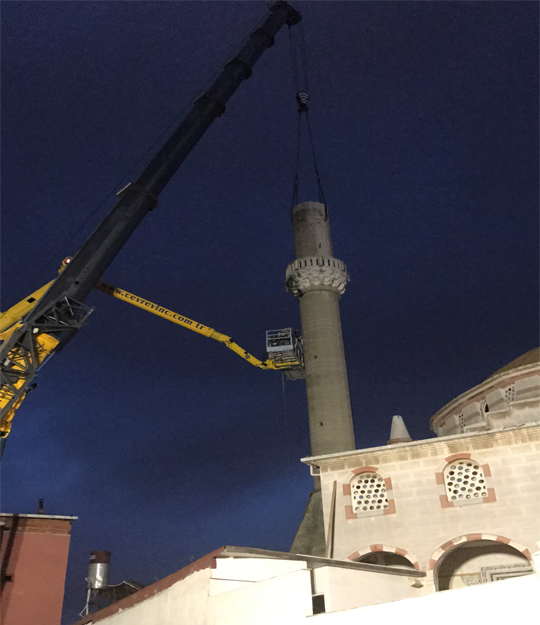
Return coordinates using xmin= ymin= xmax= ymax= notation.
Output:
xmin=387 ymin=415 xmax=413 ymax=445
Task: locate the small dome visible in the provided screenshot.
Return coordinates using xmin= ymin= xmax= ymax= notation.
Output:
xmin=487 ymin=347 xmax=539 ymax=379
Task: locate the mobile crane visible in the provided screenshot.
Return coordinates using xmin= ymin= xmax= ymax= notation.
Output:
xmin=0 ymin=1 xmax=302 ymax=442
xmin=0 ymin=259 xmax=303 ymax=437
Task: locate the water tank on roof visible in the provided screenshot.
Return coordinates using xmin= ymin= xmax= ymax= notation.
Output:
xmin=87 ymin=551 xmax=111 ymax=590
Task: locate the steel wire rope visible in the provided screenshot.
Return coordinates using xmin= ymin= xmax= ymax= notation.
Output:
xmin=305 ymin=111 xmax=327 ymax=208
xmin=299 ymin=19 xmax=310 ymax=94
xmin=11 ymin=98 xmax=195 ymax=304
xmin=288 ymin=17 xmax=327 ymax=215
xmin=281 ymin=373 xmax=293 ymax=460
xmin=289 ymin=26 xmax=302 ymax=208
xmin=9 ymin=6 xmax=261 ymax=304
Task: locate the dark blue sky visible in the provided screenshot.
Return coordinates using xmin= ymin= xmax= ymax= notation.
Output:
xmin=1 ymin=2 xmax=538 ymax=623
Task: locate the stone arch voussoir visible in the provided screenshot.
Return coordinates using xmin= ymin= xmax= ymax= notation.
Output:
xmin=347 ymin=544 xmax=420 ymax=570
xmin=428 ymin=533 xmax=532 ymax=571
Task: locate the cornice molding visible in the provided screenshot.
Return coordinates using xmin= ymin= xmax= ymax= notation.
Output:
xmin=301 ymin=423 xmax=540 ymax=471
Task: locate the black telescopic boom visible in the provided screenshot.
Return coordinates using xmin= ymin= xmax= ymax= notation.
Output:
xmin=27 ymin=1 xmax=301 ymax=326
xmin=0 ymin=1 xmax=300 ymax=425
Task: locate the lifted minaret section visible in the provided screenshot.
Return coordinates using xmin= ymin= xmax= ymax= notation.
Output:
xmin=286 ymin=202 xmax=356 ymax=457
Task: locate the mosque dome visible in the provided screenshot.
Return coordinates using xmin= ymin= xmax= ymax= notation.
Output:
xmin=430 ymin=348 xmax=540 ymax=437
xmin=487 ymin=347 xmax=539 ymax=379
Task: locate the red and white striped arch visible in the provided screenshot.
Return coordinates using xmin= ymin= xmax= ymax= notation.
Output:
xmin=428 ymin=533 xmax=532 ymax=570
xmin=347 ymin=544 xmax=420 ymax=571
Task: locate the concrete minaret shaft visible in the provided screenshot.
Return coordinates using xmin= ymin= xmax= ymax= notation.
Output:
xmin=286 ymin=202 xmax=356 ymax=456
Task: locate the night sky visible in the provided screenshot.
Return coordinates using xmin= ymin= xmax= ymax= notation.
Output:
xmin=1 ymin=2 xmax=538 ymax=623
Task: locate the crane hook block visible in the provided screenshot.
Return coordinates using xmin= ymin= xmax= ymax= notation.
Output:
xmin=296 ymin=92 xmax=309 ymax=114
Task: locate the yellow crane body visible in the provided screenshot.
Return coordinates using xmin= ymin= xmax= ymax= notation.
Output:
xmin=0 ymin=331 xmax=59 ymax=438
xmin=0 ymin=261 xmax=72 ymax=437
xmin=0 ymin=281 xmax=56 ymax=335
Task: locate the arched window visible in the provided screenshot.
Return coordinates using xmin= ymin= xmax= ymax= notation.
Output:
xmin=357 ymin=551 xmax=416 ymax=569
xmin=350 ymin=472 xmax=389 ymax=515
xmin=344 ymin=467 xmax=396 ymax=519
xmin=432 ymin=537 xmax=532 ymax=591
xmin=443 ymin=459 xmax=487 ymax=503
xmin=347 ymin=546 xmax=420 ymax=570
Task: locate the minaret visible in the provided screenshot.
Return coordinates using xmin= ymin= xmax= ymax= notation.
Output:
xmin=287 ymin=201 xmax=356 ymax=555
xmin=287 ymin=201 xmax=356 ymax=455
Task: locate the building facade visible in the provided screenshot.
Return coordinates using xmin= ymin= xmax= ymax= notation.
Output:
xmin=69 ymin=350 xmax=539 ymax=624
xmin=0 ymin=513 xmax=77 ymax=625
xmin=304 ymin=351 xmax=539 ymax=592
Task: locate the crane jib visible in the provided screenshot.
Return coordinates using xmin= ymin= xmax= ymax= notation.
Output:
xmin=95 ymin=282 xmax=204 ymax=333
xmin=0 ymin=1 xmax=301 ymax=432
xmin=94 ymin=280 xmax=303 ymax=372
xmin=22 ymin=0 xmax=301 ymax=326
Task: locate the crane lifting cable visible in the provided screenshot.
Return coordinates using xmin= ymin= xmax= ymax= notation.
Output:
xmin=288 ymin=20 xmax=327 ymax=213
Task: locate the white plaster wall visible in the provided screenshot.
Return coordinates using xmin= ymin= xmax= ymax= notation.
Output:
xmin=314 ymin=568 xmax=539 ymax=625
xmin=88 ymin=568 xmax=212 ymax=625
xmin=312 ymin=566 xmax=422 ymax=611
xmin=209 ymin=558 xmax=307 ymax=596
xmin=74 ymin=554 xmax=539 ymax=625
xmin=208 ymin=568 xmax=313 ymax=625
xmin=81 ymin=561 xmax=312 ymax=625
xmin=212 ymin=558 xmax=307 ymax=583
xmin=320 ymin=426 xmax=540 ymax=570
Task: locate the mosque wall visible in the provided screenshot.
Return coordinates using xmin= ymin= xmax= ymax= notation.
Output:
xmin=312 ymin=425 xmax=539 ymax=582
xmin=316 ymin=569 xmax=539 ymax=625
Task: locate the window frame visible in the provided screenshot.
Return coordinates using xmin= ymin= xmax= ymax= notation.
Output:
xmin=343 ymin=466 xmax=396 ymax=519
xmin=436 ymin=453 xmax=496 ymax=508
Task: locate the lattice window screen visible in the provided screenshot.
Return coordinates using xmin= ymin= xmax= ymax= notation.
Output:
xmin=443 ymin=460 xmax=487 ymax=502
xmin=351 ymin=473 xmax=389 ymax=515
